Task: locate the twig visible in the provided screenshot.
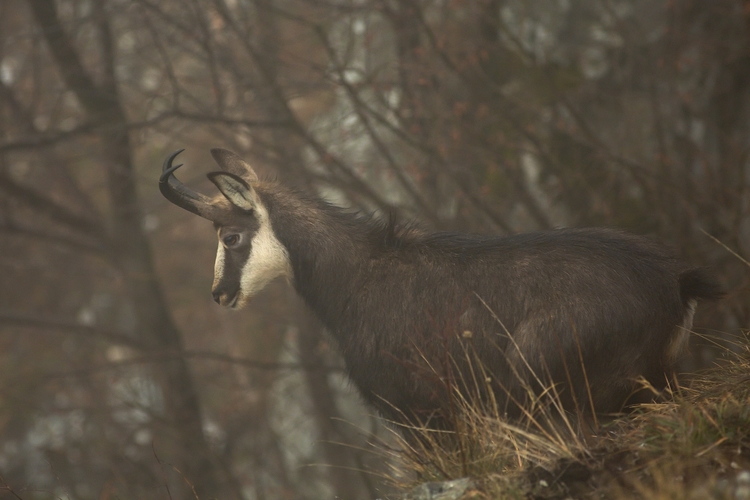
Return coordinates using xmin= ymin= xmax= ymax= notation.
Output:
xmin=153 ymin=443 xmax=174 ymax=500
xmin=700 ymin=228 xmax=750 ymax=268
xmin=0 ymin=476 xmax=24 ymax=500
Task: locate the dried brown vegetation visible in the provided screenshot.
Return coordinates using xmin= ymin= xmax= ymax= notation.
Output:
xmin=390 ymin=336 xmax=750 ymax=500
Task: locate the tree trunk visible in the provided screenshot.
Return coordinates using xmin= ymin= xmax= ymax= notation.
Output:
xmin=26 ymin=0 xmax=231 ymax=497
xmin=298 ymin=308 xmax=374 ymax=500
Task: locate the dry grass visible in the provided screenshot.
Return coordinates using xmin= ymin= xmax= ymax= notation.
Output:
xmin=386 ymin=339 xmax=750 ymax=499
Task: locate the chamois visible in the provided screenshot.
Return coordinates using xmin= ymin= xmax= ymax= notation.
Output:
xmin=159 ymin=148 xmax=723 ymax=432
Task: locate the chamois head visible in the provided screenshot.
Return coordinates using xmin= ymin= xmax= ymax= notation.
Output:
xmin=159 ymin=149 xmax=291 ymax=309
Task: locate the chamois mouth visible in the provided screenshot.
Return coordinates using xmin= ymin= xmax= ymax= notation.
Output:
xmin=228 ymin=292 xmax=253 ymax=310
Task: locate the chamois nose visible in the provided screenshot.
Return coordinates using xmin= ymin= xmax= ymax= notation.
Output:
xmin=212 ymin=286 xmax=238 ymax=307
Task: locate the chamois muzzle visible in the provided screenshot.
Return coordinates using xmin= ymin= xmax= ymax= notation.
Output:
xmin=212 ymin=287 xmax=239 ymax=308
xmin=159 ymin=149 xmax=221 ymax=221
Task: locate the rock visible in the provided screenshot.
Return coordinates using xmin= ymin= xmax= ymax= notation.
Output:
xmin=403 ymin=478 xmax=475 ymax=500
xmin=735 ymin=470 xmax=750 ymax=500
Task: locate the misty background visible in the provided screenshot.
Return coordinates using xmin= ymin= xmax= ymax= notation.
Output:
xmin=0 ymin=0 xmax=747 ymax=498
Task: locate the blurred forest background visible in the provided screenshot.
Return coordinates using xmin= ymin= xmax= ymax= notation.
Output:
xmin=0 ymin=0 xmax=748 ymax=498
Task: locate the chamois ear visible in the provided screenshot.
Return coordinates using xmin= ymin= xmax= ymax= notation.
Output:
xmin=210 ymin=148 xmax=259 ymax=183
xmin=207 ymin=172 xmax=260 ymax=212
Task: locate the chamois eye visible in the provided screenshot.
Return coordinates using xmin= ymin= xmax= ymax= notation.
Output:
xmin=222 ymin=234 xmax=240 ymax=247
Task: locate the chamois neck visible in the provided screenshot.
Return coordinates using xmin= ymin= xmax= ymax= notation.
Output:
xmin=258 ymin=185 xmax=373 ymax=327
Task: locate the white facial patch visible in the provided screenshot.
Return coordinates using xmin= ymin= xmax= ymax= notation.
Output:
xmin=235 ymin=206 xmax=292 ymax=308
xmin=214 ymin=236 xmax=226 ymax=285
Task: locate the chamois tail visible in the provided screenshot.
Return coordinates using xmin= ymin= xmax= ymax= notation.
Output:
xmin=679 ymin=268 xmax=725 ymax=305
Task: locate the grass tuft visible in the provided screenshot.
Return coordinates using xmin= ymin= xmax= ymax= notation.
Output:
xmin=388 ymin=340 xmax=750 ymax=499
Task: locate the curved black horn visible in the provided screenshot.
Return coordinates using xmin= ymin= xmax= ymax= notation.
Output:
xmin=159 ymin=149 xmax=218 ymax=220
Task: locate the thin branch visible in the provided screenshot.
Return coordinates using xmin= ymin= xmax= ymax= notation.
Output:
xmin=312 ymin=23 xmax=440 ymax=224
xmin=0 ymin=173 xmax=105 ymax=240
xmin=27 ymin=351 xmax=342 ymax=381
xmin=0 ymin=476 xmax=24 ymax=500
xmin=138 ymin=3 xmax=182 ymax=110
xmin=210 ymin=0 xmax=396 ymax=211
xmin=0 ymin=111 xmax=287 ymax=153
xmin=0 ymin=122 xmax=100 ymax=153
xmin=188 ymin=0 xmax=226 ymax=114
xmin=0 ymin=311 xmax=342 ymax=375
xmin=181 ymin=349 xmax=342 ymax=372
xmin=0 ymin=221 xmax=112 ymax=259
xmin=0 ymin=81 xmax=36 ymax=133
xmin=0 ymin=312 xmax=144 ymax=349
